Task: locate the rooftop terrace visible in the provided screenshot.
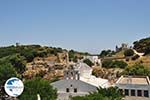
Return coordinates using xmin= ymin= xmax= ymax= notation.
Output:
xmin=116 ymin=76 xmax=150 ymax=85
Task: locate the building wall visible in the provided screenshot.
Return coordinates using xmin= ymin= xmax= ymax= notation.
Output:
xmin=116 ymin=84 xmax=150 ymax=97
xmin=51 ymin=79 xmax=97 ymax=100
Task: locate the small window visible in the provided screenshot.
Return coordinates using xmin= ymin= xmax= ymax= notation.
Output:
xmin=119 ymin=89 xmax=123 ymax=95
xmin=66 ymin=72 xmax=68 ymax=75
xmin=137 ymin=90 xmax=142 ymax=96
xmin=70 ymin=84 xmax=73 ymax=87
xmin=74 ymin=88 xmax=77 ymax=93
xmin=66 ymin=88 xmax=69 ymax=93
xmin=131 ymin=90 xmax=135 ymax=96
xmin=125 ymin=89 xmax=129 ymax=96
xmin=144 ymin=90 xmax=149 ymax=97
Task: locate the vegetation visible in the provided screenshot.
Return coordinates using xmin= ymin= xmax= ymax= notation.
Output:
xmin=0 ymin=62 xmax=17 ymax=98
xmin=69 ymin=50 xmax=88 ymax=62
xmin=131 ymin=54 xmax=140 ymax=60
xmin=0 ymin=45 xmax=65 ymax=63
xmin=83 ymin=59 xmax=94 ymax=67
xmin=18 ymin=78 xmax=57 ymax=100
xmin=100 ymin=50 xmax=115 ymax=57
xmin=0 ymin=45 xmax=66 ymax=100
xmin=102 ymin=60 xmax=128 ymax=68
xmin=123 ymin=64 xmax=150 ymax=76
xmin=133 ymin=37 xmax=150 ymax=55
xmin=72 ymin=87 xmax=123 ymax=100
xmin=0 ymin=63 xmax=17 ymax=85
xmin=124 ymin=49 xmax=134 ymax=57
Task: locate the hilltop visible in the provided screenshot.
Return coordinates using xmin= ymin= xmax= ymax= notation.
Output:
xmin=0 ymin=44 xmax=89 ymax=81
xmin=0 ymin=37 xmax=150 ymax=82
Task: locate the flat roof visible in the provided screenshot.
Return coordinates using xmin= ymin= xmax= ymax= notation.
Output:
xmin=116 ymin=76 xmax=150 ymax=85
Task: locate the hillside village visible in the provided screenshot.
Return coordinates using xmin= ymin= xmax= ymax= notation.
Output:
xmin=0 ymin=37 xmax=150 ymax=100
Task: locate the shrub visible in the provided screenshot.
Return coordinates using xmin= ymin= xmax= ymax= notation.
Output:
xmin=124 ymin=49 xmax=134 ymax=57
xmin=18 ymin=78 xmax=57 ymax=100
xmin=102 ymin=60 xmax=128 ymax=69
xmin=131 ymin=54 xmax=140 ymax=60
xmin=125 ymin=58 xmax=129 ymax=62
xmin=83 ymin=59 xmax=94 ymax=67
xmin=113 ymin=60 xmax=128 ymax=68
xmin=102 ymin=60 xmax=113 ymax=68
xmin=123 ymin=64 xmax=150 ymax=76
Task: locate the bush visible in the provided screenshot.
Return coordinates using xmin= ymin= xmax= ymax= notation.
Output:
xmin=131 ymin=54 xmax=140 ymax=60
xmin=83 ymin=59 xmax=94 ymax=67
xmin=113 ymin=60 xmax=128 ymax=68
xmin=18 ymin=78 xmax=57 ymax=100
xmin=133 ymin=37 xmax=150 ymax=55
xmin=102 ymin=60 xmax=128 ymax=69
xmin=125 ymin=58 xmax=129 ymax=62
xmin=123 ymin=64 xmax=150 ymax=76
xmin=124 ymin=49 xmax=134 ymax=57
xmin=102 ymin=60 xmax=113 ymax=68
xmin=100 ymin=50 xmax=115 ymax=57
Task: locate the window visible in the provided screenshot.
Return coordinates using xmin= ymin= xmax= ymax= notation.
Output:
xmin=125 ymin=89 xmax=129 ymax=96
xmin=71 ymin=72 xmax=73 ymax=75
xmin=144 ymin=90 xmax=149 ymax=97
xmin=137 ymin=90 xmax=142 ymax=96
xmin=119 ymin=89 xmax=123 ymax=95
xmin=131 ymin=90 xmax=135 ymax=96
xmin=66 ymin=88 xmax=69 ymax=93
xmin=74 ymin=88 xmax=77 ymax=93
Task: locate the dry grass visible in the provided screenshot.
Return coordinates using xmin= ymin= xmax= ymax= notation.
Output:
xmin=125 ymin=56 xmax=150 ymax=68
xmin=113 ymin=50 xmax=125 ymax=58
xmin=113 ymin=50 xmax=150 ymax=68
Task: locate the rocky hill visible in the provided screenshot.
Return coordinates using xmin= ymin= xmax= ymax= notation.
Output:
xmin=0 ymin=44 xmax=89 ymax=81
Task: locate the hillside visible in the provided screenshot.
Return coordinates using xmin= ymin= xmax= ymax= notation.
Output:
xmin=0 ymin=37 xmax=150 ymax=82
xmin=133 ymin=37 xmax=150 ymax=55
xmin=0 ymin=44 xmax=89 ymax=81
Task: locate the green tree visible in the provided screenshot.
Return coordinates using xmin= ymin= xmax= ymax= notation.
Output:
xmin=102 ymin=60 xmax=128 ymax=69
xmin=124 ymin=49 xmax=134 ymax=57
xmin=18 ymin=78 xmax=57 ymax=100
xmin=83 ymin=59 xmax=94 ymax=67
xmin=113 ymin=60 xmax=128 ymax=68
xmin=123 ymin=64 xmax=150 ymax=76
xmin=0 ymin=46 xmax=17 ymax=58
xmin=9 ymin=54 xmax=26 ymax=74
xmin=131 ymin=54 xmax=140 ymax=60
xmin=69 ymin=50 xmax=78 ymax=62
xmin=0 ymin=63 xmax=17 ymax=85
xmin=102 ymin=60 xmax=113 ymax=68
xmin=133 ymin=37 xmax=150 ymax=55
xmin=100 ymin=50 xmax=115 ymax=57
xmin=0 ymin=63 xmax=17 ymax=98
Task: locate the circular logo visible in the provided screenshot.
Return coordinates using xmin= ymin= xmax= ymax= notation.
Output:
xmin=4 ymin=77 xmax=24 ymax=97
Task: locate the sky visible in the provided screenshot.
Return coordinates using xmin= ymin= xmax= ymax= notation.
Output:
xmin=0 ymin=0 xmax=150 ymax=53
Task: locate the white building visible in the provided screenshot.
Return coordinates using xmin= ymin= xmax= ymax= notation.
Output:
xmin=83 ymin=56 xmax=102 ymax=67
xmin=116 ymin=76 xmax=150 ymax=98
xmin=51 ymin=62 xmax=110 ymax=100
xmin=75 ymin=62 xmax=109 ymax=88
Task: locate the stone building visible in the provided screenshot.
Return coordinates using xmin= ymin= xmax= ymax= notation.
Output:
xmin=116 ymin=76 xmax=150 ymax=98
